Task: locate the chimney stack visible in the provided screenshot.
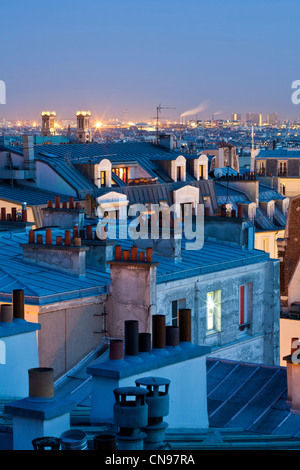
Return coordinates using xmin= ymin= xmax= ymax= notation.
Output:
xmin=283 ymin=337 xmax=300 ymax=408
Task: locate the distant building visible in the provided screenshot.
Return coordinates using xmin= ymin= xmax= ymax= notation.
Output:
xmin=41 ymin=111 xmax=56 ymax=136
xmin=246 ymin=113 xmax=262 ymax=127
xmin=231 ymin=113 xmax=241 ymax=122
xmin=267 ymin=113 xmax=278 ymax=126
xmin=76 ymin=111 xmax=92 ymax=143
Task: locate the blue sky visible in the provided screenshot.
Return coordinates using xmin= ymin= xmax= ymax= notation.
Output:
xmin=0 ymin=0 xmax=299 ymax=122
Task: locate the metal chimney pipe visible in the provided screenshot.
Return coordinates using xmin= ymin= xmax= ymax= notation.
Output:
xmin=64 ymin=230 xmax=71 ymax=246
xmin=46 ymin=228 xmax=52 ymax=245
xmin=56 ymin=236 xmax=63 ymax=246
xmin=47 ymin=200 xmax=52 ymax=208
xmin=115 ymin=245 xmax=122 ymax=260
xmin=55 ymin=196 xmax=60 ymax=209
xmin=131 ymin=246 xmax=138 ymax=262
xmin=73 ymin=226 xmax=79 ymax=239
xmin=179 ymin=308 xmax=192 ymax=343
xmin=231 ymin=209 xmax=236 ymax=218
xmin=21 ymin=208 xmax=27 ymax=222
xmin=237 ymin=204 xmax=243 ymax=218
xmin=220 ymin=204 xmax=226 ymax=217
xmin=62 ymin=201 xmax=67 ymax=209
xmin=86 ymin=225 xmax=93 ymax=240
xmin=0 ymin=304 xmax=13 ymax=323
xmin=1 ymin=207 xmax=6 ymax=221
xmin=11 ymin=207 xmax=17 ymax=221
xmin=36 ymin=234 xmax=43 ymax=244
xmin=79 ymin=229 xmax=85 ymax=240
xmin=125 ymin=320 xmax=139 ymax=357
xmin=69 ymin=197 xmax=74 ymax=209
xmin=29 ymin=230 xmax=35 ymax=244
xmin=28 ymin=367 xmax=54 ymax=399
xmin=139 ymin=333 xmax=151 ymax=354
xmin=74 ymin=237 xmax=82 ymax=247
xmin=146 ymin=248 xmax=153 ymax=263
xmin=109 ymin=339 xmax=124 ymax=361
xmin=13 ymin=289 xmax=24 ymax=320
xmin=123 ymin=250 xmax=130 ymax=261
xmin=152 ymin=315 xmax=166 ymax=349
xmin=166 ymin=326 xmax=180 ymax=347
xmin=139 ymin=252 xmax=145 ymax=262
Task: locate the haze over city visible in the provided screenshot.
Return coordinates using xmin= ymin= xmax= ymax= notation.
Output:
xmin=1 ymin=0 xmax=299 ymax=122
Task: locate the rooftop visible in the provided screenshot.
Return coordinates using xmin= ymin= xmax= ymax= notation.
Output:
xmin=0 ymin=225 xmax=270 ymax=305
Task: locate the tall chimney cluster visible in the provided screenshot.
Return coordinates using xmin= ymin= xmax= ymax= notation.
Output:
xmin=0 ymin=206 xmax=27 ymax=222
xmin=28 ymin=228 xmax=82 ymax=247
xmin=114 ymin=245 xmax=153 ymax=263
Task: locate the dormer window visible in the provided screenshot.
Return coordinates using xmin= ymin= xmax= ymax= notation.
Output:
xmin=248 ymin=203 xmax=256 ymax=222
xmin=171 ymin=155 xmax=186 ymax=182
xmin=94 ymin=159 xmax=112 ymax=188
xmin=194 ymin=154 xmax=208 ymax=180
xmin=267 ymin=201 xmax=275 ymax=220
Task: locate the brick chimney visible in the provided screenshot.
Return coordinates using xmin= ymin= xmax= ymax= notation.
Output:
xmin=42 ymin=196 xmax=85 ymax=229
xmin=106 ymin=246 xmax=159 ymax=337
xmin=21 ymin=229 xmax=89 ymax=277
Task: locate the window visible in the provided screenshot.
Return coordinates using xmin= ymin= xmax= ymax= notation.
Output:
xmin=177 ymin=166 xmax=182 ymax=181
xmin=171 ymin=299 xmax=186 ymax=326
xmin=257 ymin=161 xmax=266 ymax=175
xmin=112 ymin=167 xmax=129 ymax=183
xmin=100 ymin=171 xmax=106 ymax=186
xmin=278 ymin=161 xmax=287 ymax=176
xmin=262 ymin=237 xmax=269 ymax=253
xmin=206 ymin=290 xmax=221 ymax=332
xmin=199 ymin=165 xmax=204 ymax=179
xmin=239 ymin=283 xmax=253 ymax=331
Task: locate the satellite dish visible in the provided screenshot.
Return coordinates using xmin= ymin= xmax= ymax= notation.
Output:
xmin=214 ymin=168 xmax=223 ymax=179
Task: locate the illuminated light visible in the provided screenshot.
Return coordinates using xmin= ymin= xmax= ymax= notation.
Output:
xmin=95 ymin=121 xmax=102 ymax=128
xmin=41 ymin=111 xmax=56 ymax=116
xmin=76 ymin=111 xmax=91 ymax=116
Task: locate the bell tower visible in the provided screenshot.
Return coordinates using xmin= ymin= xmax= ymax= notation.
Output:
xmin=41 ymin=111 xmax=56 ymax=136
xmin=76 ymin=111 xmax=92 ymax=143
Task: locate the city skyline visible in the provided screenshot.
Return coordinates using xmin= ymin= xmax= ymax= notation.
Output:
xmin=0 ymin=0 xmax=299 ymax=122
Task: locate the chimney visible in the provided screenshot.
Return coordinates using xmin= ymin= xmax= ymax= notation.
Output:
xmin=13 ymin=289 xmax=25 ymax=321
xmin=158 ymin=134 xmax=174 ymax=150
xmin=106 ymin=247 xmax=159 ymax=338
xmin=22 ymin=135 xmax=35 ymax=172
xmin=42 ymin=197 xmax=85 ymax=229
xmin=21 ymin=230 xmax=89 ymax=277
xmin=283 ymin=337 xmax=300 ymax=409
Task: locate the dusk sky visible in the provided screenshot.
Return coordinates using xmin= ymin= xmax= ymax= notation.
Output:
xmin=1 ymin=0 xmax=299 ymax=122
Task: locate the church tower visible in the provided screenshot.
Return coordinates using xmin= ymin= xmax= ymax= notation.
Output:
xmin=41 ymin=111 xmax=56 ymax=136
xmin=76 ymin=111 xmax=92 ymax=143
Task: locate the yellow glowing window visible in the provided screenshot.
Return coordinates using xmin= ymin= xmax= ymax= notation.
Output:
xmin=199 ymin=165 xmax=203 ymax=178
xmin=206 ymin=290 xmax=221 ymax=331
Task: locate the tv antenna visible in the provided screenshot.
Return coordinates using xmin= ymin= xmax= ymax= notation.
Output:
xmin=152 ymin=104 xmax=176 ymax=145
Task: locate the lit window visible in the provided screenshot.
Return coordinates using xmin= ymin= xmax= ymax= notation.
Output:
xmin=239 ymin=283 xmax=253 ymax=331
xmin=206 ymin=290 xmax=221 ymax=332
xmin=199 ymin=165 xmax=203 ymax=179
xmin=100 ymin=171 xmax=106 ymax=186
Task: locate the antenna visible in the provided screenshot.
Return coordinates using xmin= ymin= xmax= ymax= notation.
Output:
xmin=251 ymin=125 xmax=254 ymax=151
xmin=153 ymin=104 xmax=176 ymax=145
